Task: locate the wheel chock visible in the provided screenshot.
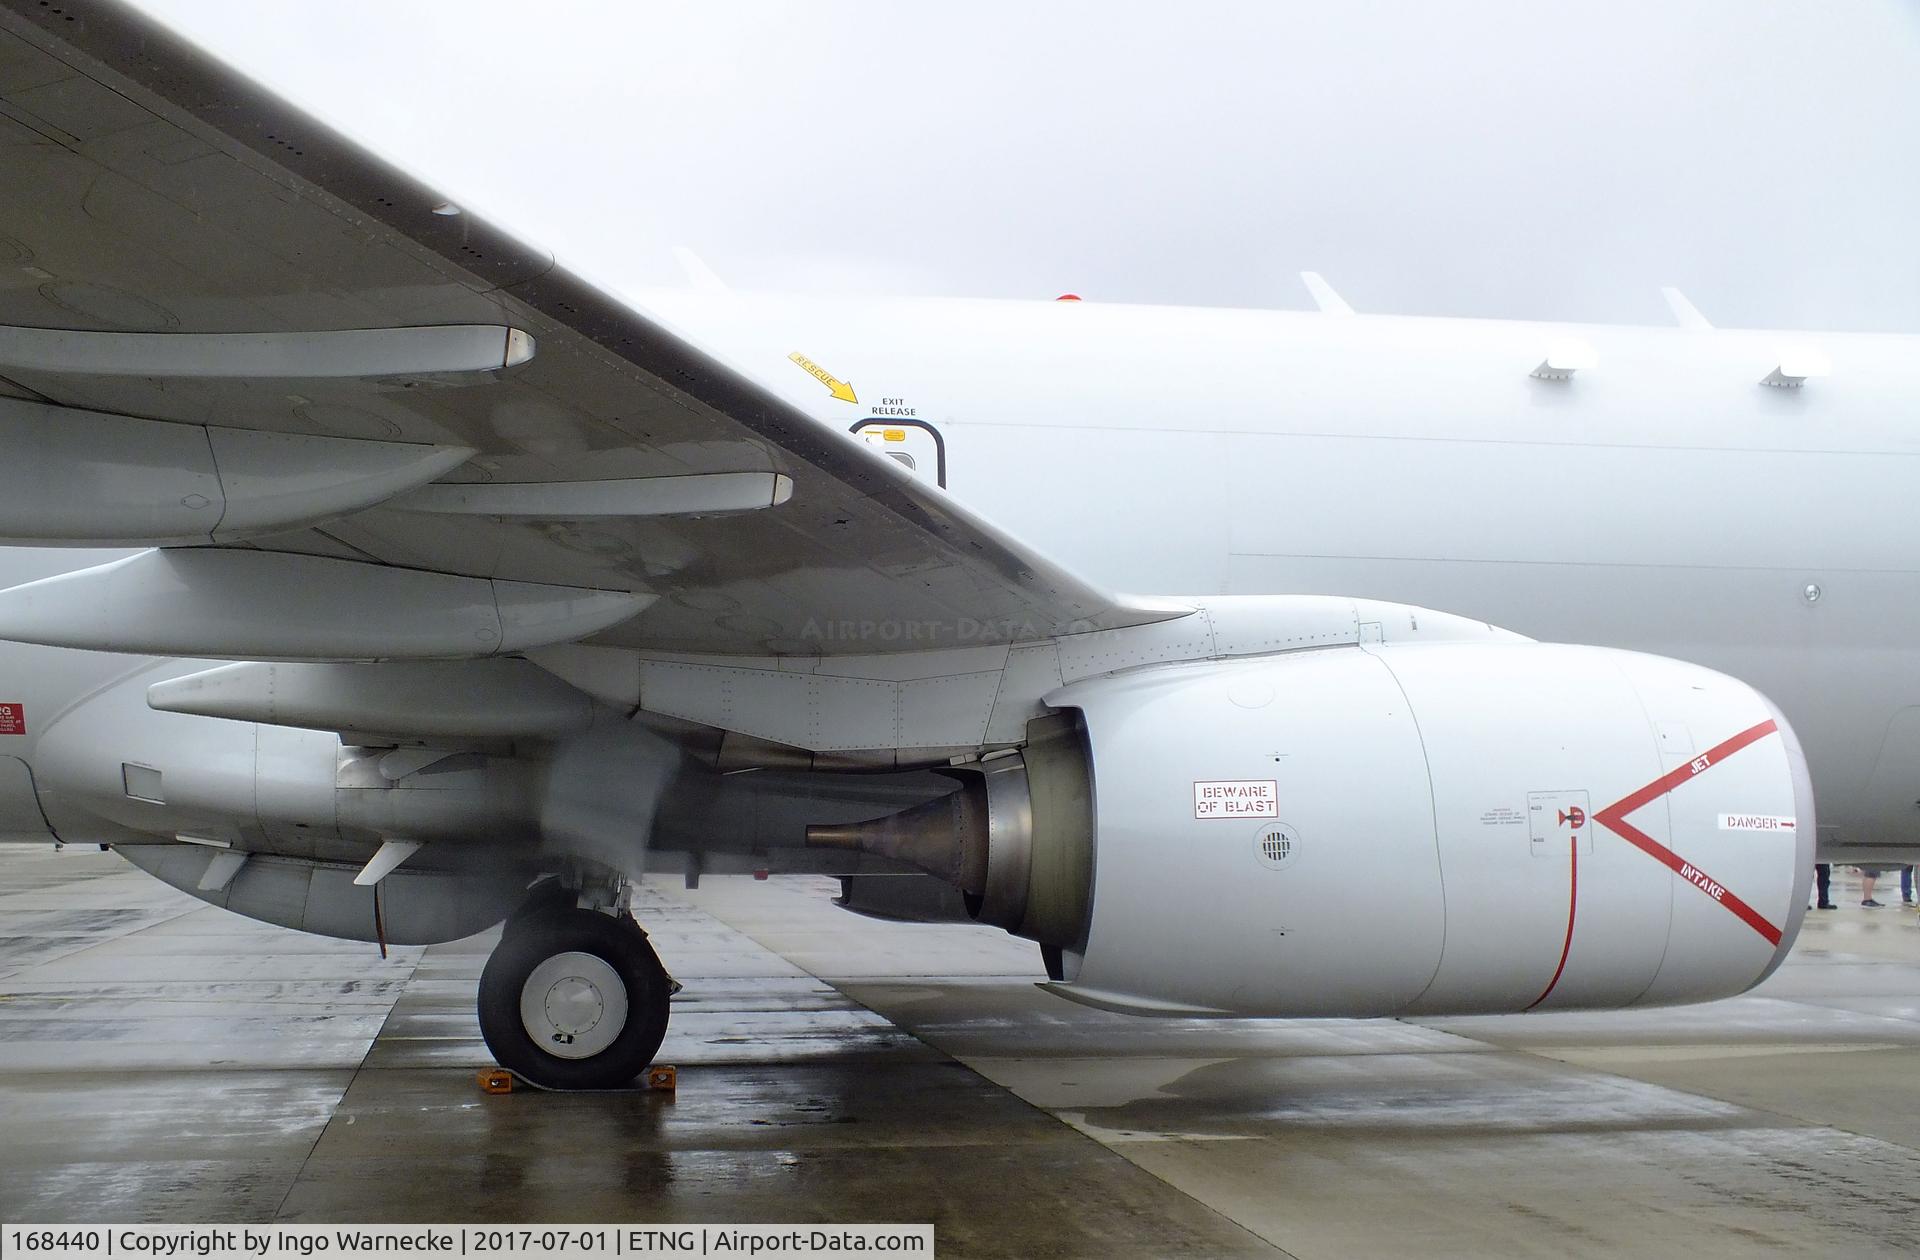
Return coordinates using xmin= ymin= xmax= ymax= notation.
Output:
xmin=647 ymin=1065 xmax=678 ymax=1091
xmin=477 ymin=1068 xmax=514 ymax=1094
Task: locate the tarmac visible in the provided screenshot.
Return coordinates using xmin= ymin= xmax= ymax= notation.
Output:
xmin=3 ymin=841 xmax=1919 ymax=1258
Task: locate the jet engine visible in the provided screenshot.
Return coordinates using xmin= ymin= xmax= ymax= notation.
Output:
xmin=809 ymin=641 xmax=1814 ymax=1016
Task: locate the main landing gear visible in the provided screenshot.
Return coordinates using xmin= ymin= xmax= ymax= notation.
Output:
xmin=477 ymin=890 xmax=677 ymax=1090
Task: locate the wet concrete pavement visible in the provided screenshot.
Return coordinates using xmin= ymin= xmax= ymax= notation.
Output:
xmin=4 ymin=842 xmax=1919 ymax=1257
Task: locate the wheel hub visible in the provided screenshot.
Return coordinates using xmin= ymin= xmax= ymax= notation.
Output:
xmin=520 ymin=951 xmax=629 ymax=1060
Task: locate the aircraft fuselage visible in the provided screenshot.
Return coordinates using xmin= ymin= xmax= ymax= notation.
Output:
xmin=645 ymin=292 xmax=1920 ymax=859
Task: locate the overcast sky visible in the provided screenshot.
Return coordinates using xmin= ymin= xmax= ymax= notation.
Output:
xmin=134 ymin=1 xmax=1920 ymax=331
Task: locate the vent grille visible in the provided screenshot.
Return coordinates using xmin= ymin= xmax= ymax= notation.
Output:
xmin=1254 ymin=823 xmax=1301 ymax=871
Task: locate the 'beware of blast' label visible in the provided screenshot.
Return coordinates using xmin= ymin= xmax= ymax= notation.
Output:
xmin=1193 ymin=779 xmax=1278 ymax=819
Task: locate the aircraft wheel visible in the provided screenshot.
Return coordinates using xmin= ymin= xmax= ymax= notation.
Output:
xmin=478 ymin=908 xmax=671 ymax=1090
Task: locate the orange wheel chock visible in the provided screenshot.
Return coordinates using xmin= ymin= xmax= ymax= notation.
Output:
xmin=647 ymin=1065 xmax=678 ymax=1091
xmin=477 ymin=1068 xmax=514 ymax=1094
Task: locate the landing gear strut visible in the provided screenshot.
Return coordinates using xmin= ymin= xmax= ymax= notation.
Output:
xmin=477 ymin=905 xmax=674 ymax=1090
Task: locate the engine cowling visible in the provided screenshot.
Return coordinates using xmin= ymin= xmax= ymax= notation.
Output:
xmin=813 ymin=641 xmax=1813 ymax=1016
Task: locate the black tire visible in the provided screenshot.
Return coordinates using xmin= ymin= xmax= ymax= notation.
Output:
xmin=477 ymin=908 xmax=671 ymax=1090
xmin=499 ymin=878 xmax=576 ymax=940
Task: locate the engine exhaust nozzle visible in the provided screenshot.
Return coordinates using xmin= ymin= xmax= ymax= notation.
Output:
xmin=805 ymin=783 xmax=990 ymax=894
xmin=803 ymin=715 xmax=1094 ymax=950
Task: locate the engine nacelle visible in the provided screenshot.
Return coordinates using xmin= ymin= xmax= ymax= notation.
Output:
xmin=814 ymin=641 xmax=1813 ymax=1017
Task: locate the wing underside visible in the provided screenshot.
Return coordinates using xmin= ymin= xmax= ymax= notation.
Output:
xmin=0 ymin=0 xmax=1180 ymax=657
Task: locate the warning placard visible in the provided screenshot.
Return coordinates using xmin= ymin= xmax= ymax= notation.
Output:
xmin=0 ymin=702 xmax=22 ymax=735
xmin=1528 ymin=789 xmax=1591 ymax=856
xmin=1193 ymin=779 xmax=1278 ymax=819
xmin=1719 ymin=813 xmax=1797 ymax=832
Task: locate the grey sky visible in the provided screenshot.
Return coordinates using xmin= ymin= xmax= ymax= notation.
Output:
xmin=134 ymin=1 xmax=1920 ymax=331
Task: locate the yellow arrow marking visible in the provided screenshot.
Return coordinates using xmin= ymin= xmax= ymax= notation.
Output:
xmin=788 ymin=351 xmax=858 ymax=404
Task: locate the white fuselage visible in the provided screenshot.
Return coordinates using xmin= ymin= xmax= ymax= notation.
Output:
xmin=642 ymin=291 xmax=1920 ymax=858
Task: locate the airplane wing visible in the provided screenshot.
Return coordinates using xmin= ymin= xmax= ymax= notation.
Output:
xmin=0 ymin=0 xmax=1181 ymax=656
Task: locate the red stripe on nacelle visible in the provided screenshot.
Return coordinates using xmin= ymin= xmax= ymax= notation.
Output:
xmin=1592 ymin=719 xmax=1784 ymax=947
xmin=1528 ymin=838 xmax=1580 ymax=1010
xmin=1532 ymin=717 xmax=1784 ymax=1009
